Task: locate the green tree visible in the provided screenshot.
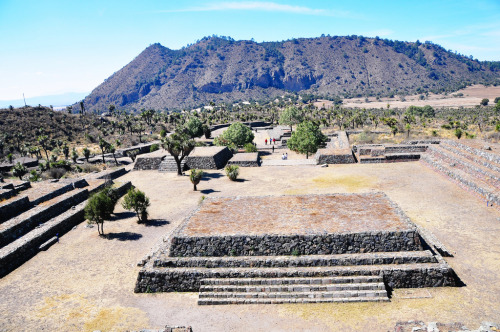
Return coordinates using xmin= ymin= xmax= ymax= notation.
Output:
xmin=216 ymin=122 xmax=254 ymax=147
xmin=84 ymin=190 xmax=115 ymax=235
xmin=83 ymin=147 xmax=91 ymax=162
xmin=71 ymin=148 xmax=78 ymax=163
xmin=62 ymin=144 xmax=69 ymax=160
xmin=12 ymin=162 xmax=27 ymax=180
xmin=184 ymin=117 xmax=204 ymax=138
xmin=287 ymin=121 xmax=327 ymax=159
xmin=162 ymin=131 xmax=196 ymax=175
xmin=279 ymin=106 xmax=303 ymax=131
xmin=480 ymin=98 xmax=489 ymax=106
xmin=98 ymin=137 xmax=109 ymax=164
xmin=122 ymin=187 xmax=151 ymax=223
xmin=455 ymin=128 xmax=463 ymax=139
xmin=383 ymin=117 xmax=399 ymax=136
xmin=190 ymin=169 xmax=203 ymax=191
xmin=37 ymin=135 xmax=50 ymax=160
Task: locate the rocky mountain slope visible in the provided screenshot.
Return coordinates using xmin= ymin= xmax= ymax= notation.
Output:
xmin=79 ymin=35 xmax=500 ymax=111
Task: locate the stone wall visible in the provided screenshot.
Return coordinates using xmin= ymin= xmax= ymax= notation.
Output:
xmin=168 ymin=231 xmax=422 ymax=257
xmin=133 ymin=156 xmax=164 ymax=170
xmin=0 ymin=202 xmax=86 ymax=278
xmin=0 ymin=189 xmax=16 ymax=201
xmin=134 ymin=261 xmax=457 ymax=293
xmin=186 ymin=147 xmax=233 ymax=170
xmin=227 ymin=153 xmax=260 ymax=167
xmin=0 ymin=189 xmax=89 ymax=248
xmin=0 ymin=196 xmax=30 ymax=222
xmin=445 ymin=139 xmax=500 ymax=165
xmin=93 ymin=167 xmax=128 ymax=180
xmin=316 ymin=151 xmax=356 ymax=164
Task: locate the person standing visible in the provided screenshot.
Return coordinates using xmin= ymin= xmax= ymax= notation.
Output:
xmin=265 ymin=138 xmax=267 ymax=145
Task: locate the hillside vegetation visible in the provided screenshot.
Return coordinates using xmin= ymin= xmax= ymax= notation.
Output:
xmin=78 ymin=35 xmax=500 ymax=112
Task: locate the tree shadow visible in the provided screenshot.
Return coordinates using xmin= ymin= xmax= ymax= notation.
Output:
xmin=105 ymin=232 xmax=142 ymax=241
xmin=201 ymin=172 xmax=224 ymax=181
xmin=110 ymin=211 xmax=136 ymax=221
xmin=144 ymin=219 xmax=169 ymax=227
xmin=200 ymin=189 xmax=220 ymax=194
xmin=234 ymin=178 xmax=249 ymax=183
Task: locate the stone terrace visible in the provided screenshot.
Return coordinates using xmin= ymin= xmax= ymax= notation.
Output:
xmin=136 ymin=193 xmax=458 ymax=304
xmin=178 ymin=193 xmax=412 ymax=237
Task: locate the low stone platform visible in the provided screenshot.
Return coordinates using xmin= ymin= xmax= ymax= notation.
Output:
xmin=135 ymin=193 xmax=459 ymax=301
xmin=356 ymin=144 xmax=428 ymax=164
xmin=315 ymin=131 xmax=356 ymax=164
xmin=185 ymin=146 xmax=233 ymax=170
xmin=133 ymin=150 xmax=169 ymax=171
xmin=227 ymin=153 xmax=260 ymax=167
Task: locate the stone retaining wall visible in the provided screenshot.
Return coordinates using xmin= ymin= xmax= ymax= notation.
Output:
xmin=0 ymin=202 xmax=86 ymax=278
xmin=0 ymin=189 xmax=16 ymax=201
xmin=154 ymin=251 xmax=437 ymax=268
xmin=421 ymin=154 xmax=499 ymax=206
xmin=169 ymin=231 xmax=422 ymax=257
xmin=134 ymin=262 xmax=457 ymax=293
xmin=186 ymin=147 xmax=233 ymax=170
xmin=316 ymin=151 xmax=356 ymax=164
xmin=0 ymin=196 xmax=30 ymax=222
xmin=133 ymin=156 xmax=164 ymax=170
xmin=227 ymin=153 xmax=260 ymax=167
xmin=0 ymin=189 xmax=89 ymax=248
xmin=445 ymin=140 xmax=500 ymax=165
xmin=93 ymin=167 xmax=127 ymax=180
xmin=440 ymin=142 xmax=500 ymax=173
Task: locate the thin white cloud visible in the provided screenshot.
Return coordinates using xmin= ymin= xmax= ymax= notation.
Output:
xmin=155 ymin=1 xmax=355 ymax=17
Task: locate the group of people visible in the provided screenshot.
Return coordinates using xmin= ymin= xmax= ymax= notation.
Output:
xmin=281 ymin=152 xmax=288 ymax=160
xmin=264 ymin=138 xmax=276 ymax=145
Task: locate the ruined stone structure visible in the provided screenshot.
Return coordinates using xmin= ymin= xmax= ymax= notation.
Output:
xmin=354 ymin=144 xmax=431 ymax=163
xmin=0 ymin=168 xmax=130 ymax=278
xmin=135 ymin=193 xmax=458 ymax=305
xmin=422 ymin=140 xmax=500 ymax=207
xmin=185 ymin=146 xmax=233 ymax=170
xmin=315 ymin=131 xmax=356 ymax=164
xmin=227 ymin=153 xmax=260 ymax=167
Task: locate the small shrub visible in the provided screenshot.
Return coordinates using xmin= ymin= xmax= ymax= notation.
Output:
xmin=149 ymin=143 xmax=159 ymax=153
xmin=291 ymin=249 xmax=300 ymax=256
xmin=47 ymin=167 xmax=67 ymax=179
xmin=225 ymin=165 xmax=239 ymax=181
xmin=189 ymin=169 xmax=203 ymax=191
xmin=244 ymin=143 xmax=257 ymax=152
xmin=28 ymin=170 xmax=41 ymax=182
xmin=12 ymin=162 xmax=27 ymax=180
xmin=431 ymin=130 xmax=438 ymax=137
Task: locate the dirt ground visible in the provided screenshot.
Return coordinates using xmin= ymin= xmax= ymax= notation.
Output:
xmin=1 ymin=161 xmax=500 ymax=331
xmin=315 ymin=84 xmax=500 ymax=109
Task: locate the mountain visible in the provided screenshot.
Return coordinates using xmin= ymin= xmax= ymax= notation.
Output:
xmin=79 ymin=35 xmax=500 ymax=111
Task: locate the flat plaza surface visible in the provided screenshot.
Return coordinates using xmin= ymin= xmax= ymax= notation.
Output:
xmin=0 ymin=161 xmax=499 ymax=331
xmin=179 ymin=193 xmax=410 ymax=237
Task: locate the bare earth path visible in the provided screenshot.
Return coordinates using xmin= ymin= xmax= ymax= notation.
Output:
xmin=0 ymin=162 xmax=499 ymax=331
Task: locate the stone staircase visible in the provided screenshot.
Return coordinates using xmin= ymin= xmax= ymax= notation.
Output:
xmin=422 ymin=140 xmax=500 ymax=206
xmin=158 ymin=156 xmax=187 ymax=173
xmin=198 ymin=275 xmax=389 ymax=305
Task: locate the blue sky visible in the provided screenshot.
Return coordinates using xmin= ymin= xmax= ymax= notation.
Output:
xmin=1 ymin=0 xmax=500 ymax=104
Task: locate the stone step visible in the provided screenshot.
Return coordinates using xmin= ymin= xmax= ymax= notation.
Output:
xmin=135 ymin=261 xmax=457 ymax=293
xmin=428 ymin=145 xmax=500 ymax=186
xmin=422 ymin=153 xmax=499 ymax=206
xmin=158 ymin=157 xmax=187 ymax=172
xmin=198 ymin=295 xmax=389 ymax=305
xmin=199 ymin=289 xmax=388 ymax=299
xmin=440 ymin=141 xmax=500 ymax=173
xmin=200 ymin=281 xmax=386 ymax=293
xmin=200 ymin=275 xmax=383 ymax=286
xmin=155 ymin=250 xmax=437 ymax=268
xmin=0 ymin=201 xmax=86 ymax=278
xmin=0 ymin=188 xmax=89 ymax=249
